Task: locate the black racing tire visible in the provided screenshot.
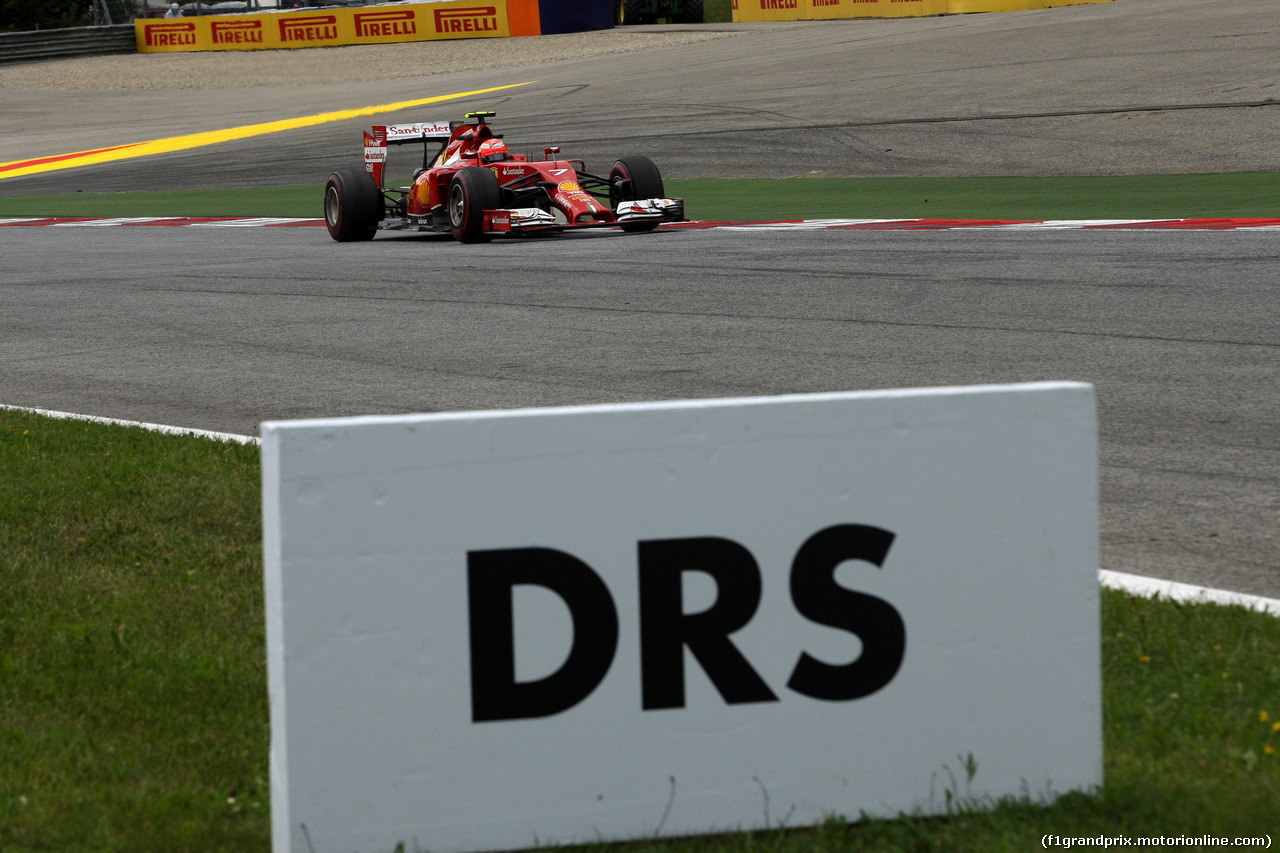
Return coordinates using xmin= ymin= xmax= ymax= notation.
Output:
xmin=679 ymin=0 xmax=703 ymax=23
xmin=447 ymin=167 xmax=502 ymax=244
xmin=610 ymin=155 xmax=665 ymax=233
xmin=324 ymin=168 xmax=381 ymax=242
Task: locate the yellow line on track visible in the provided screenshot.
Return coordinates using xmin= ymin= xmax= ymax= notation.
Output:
xmin=0 ymin=81 xmax=533 ymax=181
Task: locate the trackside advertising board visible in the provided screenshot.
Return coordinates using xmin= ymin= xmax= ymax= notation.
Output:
xmin=260 ymin=382 xmax=1102 ymax=853
xmin=135 ymin=0 xmax=542 ymax=53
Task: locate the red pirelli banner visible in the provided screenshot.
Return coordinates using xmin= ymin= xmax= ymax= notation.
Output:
xmin=136 ymin=0 xmax=542 ymax=52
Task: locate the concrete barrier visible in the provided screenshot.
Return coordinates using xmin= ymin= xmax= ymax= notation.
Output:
xmin=0 ymin=24 xmax=136 ymax=65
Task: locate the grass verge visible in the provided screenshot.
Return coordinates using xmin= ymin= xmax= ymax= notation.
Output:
xmin=1 ymin=411 xmax=267 ymax=852
xmin=0 ymin=186 xmax=321 ymax=220
xmin=1 ymin=173 xmax=1277 ymax=222
xmin=2 ymin=408 xmax=1279 ymax=851
xmin=673 ymin=173 xmax=1280 ymax=221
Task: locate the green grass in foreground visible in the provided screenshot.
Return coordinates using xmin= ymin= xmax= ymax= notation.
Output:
xmin=0 ymin=172 xmax=1276 ymax=222
xmin=2 ymin=408 xmax=1279 ymax=852
xmin=1 ymin=412 xmax=266 ymax=851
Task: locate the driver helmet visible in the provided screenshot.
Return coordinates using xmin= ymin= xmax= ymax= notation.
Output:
xmin=478 ymin=139 xmax=509 ymax=164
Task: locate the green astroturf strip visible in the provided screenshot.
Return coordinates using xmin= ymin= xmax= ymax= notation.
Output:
xmin=0 ymin=186 xmax=322 ymax=219
xmin=675 ymin=173 xmax=1280 ymax=221
xmin=0 ymin=173 xmax=1276 ymax=221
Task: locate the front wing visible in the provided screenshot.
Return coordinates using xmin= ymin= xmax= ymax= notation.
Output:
xmin=481 ymin=197 xmax=686 ymax=234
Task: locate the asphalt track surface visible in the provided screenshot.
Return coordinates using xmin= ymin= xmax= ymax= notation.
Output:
xmin=3 ymin=0 xmax=1278 ymax=190
xmin=1 ymin=0 xmax=1278 ymax=601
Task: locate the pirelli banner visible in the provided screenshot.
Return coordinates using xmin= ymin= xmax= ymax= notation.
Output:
xmin=732 ymin=0 xmax=1115 ymax=21
xmin=135 ymin=0 xmax=543 ymax=53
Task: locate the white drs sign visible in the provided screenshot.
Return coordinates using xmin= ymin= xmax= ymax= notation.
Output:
xmin=260 ymin=382 xmax=1102 ymax=853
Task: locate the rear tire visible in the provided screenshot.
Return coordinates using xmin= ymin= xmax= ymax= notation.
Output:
xmin=610 ymin=155 xmax=665 ymax=233
xmin=447 ymin=167 xmax=502 ymax=244
xmin=324 ymin=168 xmax=380 ymax=242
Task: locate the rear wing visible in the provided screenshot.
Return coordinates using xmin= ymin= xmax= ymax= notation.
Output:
xmin=385 ymin=122 xmax=453 ymax=144
xmin=364 ymin=121 xmax=453 ymax=187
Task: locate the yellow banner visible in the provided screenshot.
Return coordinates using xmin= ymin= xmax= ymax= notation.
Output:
xmin=136 ymin=1 xmax=511 ymax=53
xmin=732 ymin=0 xmax=1109 ymax=20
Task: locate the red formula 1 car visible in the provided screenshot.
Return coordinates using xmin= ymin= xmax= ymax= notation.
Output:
xmin=323 ymin=111 xmax=685 ymax=243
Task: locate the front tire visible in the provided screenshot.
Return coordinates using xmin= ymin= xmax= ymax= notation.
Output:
xmin=447 ymin=167 xmax=502 ymax=244
xmin=324 ymin=168 xmax=381 ymax=242
xmin=610 ymin=155 xmax=665 ymax=233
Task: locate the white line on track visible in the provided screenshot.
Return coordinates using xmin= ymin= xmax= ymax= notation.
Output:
xmin=715 ymin=219 xmax=885 ymax=230
xmin=1101 ymin=570 xmax=1280 ymax=617
xmin=988 ymin=220 xmax=1156 ymax=230
xmin=4 ymin=402 xmax=1278 ymax=615
xmin=682 ymin=218 xmax=1280 ymax=231
xmin=1 ymin=403 xmax=256 ymax=445
xmin=186 ymin=217 xmax=320 ymax=227
xmin=48 ymin=217 xmax=176 ymax=226
xmin=5 ymin=217 xmax=1280 ymax=230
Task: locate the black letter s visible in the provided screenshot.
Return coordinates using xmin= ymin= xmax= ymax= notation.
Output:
xmin=787 ymin=525 xmax=906 ymax=701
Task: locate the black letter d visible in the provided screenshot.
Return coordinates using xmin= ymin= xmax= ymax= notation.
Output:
xmin=468 ymin=547 xmax=618 ymax=723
